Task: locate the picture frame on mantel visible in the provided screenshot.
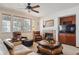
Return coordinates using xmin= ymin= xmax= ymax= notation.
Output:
xmin=43 ymin=20 xmax=54 ymax=27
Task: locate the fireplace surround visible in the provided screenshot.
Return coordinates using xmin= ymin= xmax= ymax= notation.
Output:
xmin=43 ymin=30 xmax=56 ymax=41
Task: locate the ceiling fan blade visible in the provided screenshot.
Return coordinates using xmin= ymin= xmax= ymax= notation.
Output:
xmin=31 ymin=9 xmax=39 ymax=13
xmin=32 ymin=5 xmax=40 ymax=8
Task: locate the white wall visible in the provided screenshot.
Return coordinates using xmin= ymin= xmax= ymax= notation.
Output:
xmin=40 ymin=6 xmax=79 ymax=47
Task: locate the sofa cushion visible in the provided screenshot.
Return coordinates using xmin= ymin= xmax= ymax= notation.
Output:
xmin=13 ymin=44 xmax=32 ymax=55
xmin=0 ymin=39 xmax=10 ymax=55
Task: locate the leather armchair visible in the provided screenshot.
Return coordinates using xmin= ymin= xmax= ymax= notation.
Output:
xmin=33 ymin=31 xmax=42 ymax=42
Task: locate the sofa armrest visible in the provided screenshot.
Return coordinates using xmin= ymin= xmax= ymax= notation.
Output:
xmin=12 ymin=44 xmax=32 ymax=55
xmin=4 ymin=40 xmax=14 ymax=49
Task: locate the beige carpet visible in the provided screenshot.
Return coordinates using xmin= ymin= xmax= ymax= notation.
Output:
xmin=62 ymin=44 xmax=79 ymax=55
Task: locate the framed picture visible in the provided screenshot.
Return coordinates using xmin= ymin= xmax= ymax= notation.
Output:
xmin=44 ymin=20 xmax=54 ymax=27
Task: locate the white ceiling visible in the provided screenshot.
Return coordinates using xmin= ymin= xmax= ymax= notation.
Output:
xmin=0 ymin=3 xmax=79 ymax=17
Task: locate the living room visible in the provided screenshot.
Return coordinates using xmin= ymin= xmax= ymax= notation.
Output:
xmin=0 ymin=3 xmax=79 ymax=55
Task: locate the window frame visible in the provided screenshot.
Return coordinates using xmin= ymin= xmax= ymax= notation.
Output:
xmin=1 ymin=14 xmax=32 ymax=33
xmin=12 ymin=16 xmax=22 ymax=32
xmin=22 ymin=18 xmax=32 ymax=33
xmin=2 ymin=14 xmax=11 ymax=33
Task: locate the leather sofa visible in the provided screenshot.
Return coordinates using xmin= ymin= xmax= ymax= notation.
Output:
xmin=0 ymin=39 xmax=37 ymax=55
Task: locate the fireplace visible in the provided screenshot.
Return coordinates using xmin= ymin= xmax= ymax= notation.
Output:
xmin=43 ymin=30 xmax=56 ymax=40
xmin=45 ymin=33 xmax=53 ymax=40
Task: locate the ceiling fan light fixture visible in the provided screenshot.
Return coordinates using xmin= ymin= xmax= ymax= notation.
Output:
xmin=24 ymin=3 xmax=40 ymax=13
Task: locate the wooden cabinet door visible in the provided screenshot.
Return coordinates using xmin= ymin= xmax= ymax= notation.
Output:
xmin=66 ymin=34 xmax=76 ymax=46
xmin=59 ymin=34 xmax=66 ymax=44
xmin=60 ymin=15 xmax=76 ymax=25
xmin=59 ymin=33 xmax=76 ymax=46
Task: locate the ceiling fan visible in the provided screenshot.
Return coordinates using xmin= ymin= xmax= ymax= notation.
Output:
xmin=24 ymin=3 xmax=40 ymax=13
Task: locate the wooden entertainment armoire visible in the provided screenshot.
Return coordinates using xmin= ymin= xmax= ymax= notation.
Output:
xmin=58 ymin=15 xmax=76 ymax=46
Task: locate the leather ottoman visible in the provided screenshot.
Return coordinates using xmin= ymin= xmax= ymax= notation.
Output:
xmin=37 ymin=40 xmax=63 ymax=55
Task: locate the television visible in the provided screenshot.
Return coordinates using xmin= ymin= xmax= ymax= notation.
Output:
xmin=59 ymin=24 xmax=76 ymax=33
xmin=66 ymin=24 xmax=76 ymax=33
xmin=59 ymin=25 xmax=67 ymax=33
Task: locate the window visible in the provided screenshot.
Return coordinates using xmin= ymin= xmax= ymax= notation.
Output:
xmin=2 ymin=15 xmax=31 ymax=32
xmin=12 ymin=17 xmax=21 ymax=32
xmin=23 ymin=19 xmax=31 ymax=32
xmin=2 ymin=15 xmax=11 ymax=32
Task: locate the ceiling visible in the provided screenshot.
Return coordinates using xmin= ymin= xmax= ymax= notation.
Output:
xmin=0 ymin=3 xmax=79 ymax=17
